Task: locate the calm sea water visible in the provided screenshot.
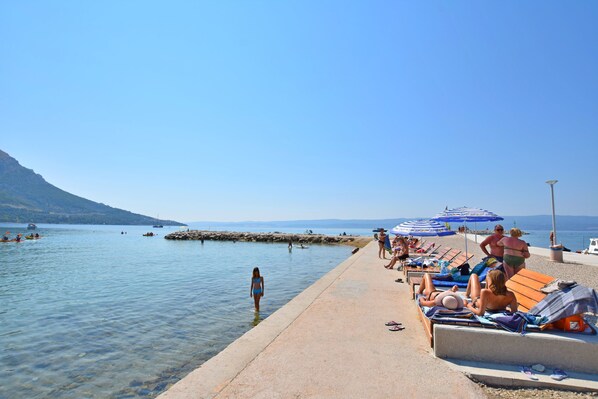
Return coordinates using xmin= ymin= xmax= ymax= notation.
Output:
xmin=0 ymin=224 xmax=352 ymax=399
xmin=465 ymin=229 xmax=598 ymax=252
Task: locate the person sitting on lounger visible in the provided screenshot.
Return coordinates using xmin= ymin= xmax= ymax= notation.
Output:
xmin=416 ymin=273 xmax=464 ymax=310
xmin=384 ymin=237 xmax=409 ymax=270
xmin=464 ymin=269 xmax=518 ymax=315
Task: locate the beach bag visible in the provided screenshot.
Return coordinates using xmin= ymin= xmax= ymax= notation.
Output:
xmin=456 ymin=263 xmax=470 ymax=276
xmin=551 ymin=314 xmax=587 ymax=332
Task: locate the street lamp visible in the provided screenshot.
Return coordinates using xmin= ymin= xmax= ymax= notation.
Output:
xmin=545 ymin=180 xmax=562 ymax=262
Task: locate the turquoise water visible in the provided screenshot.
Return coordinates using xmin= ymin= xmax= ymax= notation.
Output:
xmin=0 ymin=224 xmax=352 ymax=399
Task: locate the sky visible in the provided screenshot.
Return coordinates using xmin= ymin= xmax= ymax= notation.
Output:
xmin=1 ymin=1 xmax=597 ymax=222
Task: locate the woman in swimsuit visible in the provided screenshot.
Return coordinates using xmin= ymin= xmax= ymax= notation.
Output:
xmin=377 ymin=230 xmax=387 ymax=259
xmin=417 ymin=273 xmax=463 ymax=310
xmin=384 ymin=237 xmax=409 ymax=269
xmin=464 ymin=269 xmax=518 ymax=316
xmin=250 ymin=267 xmax=265 ymax=312
xmin=497 ymin=227 xmax=530 ymax=280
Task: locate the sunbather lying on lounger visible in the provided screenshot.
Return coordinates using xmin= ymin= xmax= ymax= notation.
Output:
xmin=417 ymin=274 xmax=463 ymax=310
xmin=464 ymin=269 xmax=518 ymax=316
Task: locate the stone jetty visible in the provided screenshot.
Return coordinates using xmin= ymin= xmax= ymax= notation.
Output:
xmin=164 ymin=230 xmax=367 ymax=246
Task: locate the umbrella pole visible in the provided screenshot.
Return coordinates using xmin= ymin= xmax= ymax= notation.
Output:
xmin=464 ymin=222 xmax=468 ymax=258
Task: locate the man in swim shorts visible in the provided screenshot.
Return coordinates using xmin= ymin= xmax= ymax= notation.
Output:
xmin=479 ymin=224 xmax=505 ymax=262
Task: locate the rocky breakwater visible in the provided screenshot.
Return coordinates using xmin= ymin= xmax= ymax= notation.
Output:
xmin=164 ymin=230 xmax=368 ymax=247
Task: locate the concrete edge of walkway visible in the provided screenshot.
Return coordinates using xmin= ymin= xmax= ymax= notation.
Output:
xmin=158 ymin=244 xmax=371 ymax=399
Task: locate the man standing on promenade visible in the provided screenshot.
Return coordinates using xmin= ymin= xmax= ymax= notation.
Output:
xmin=479 ymin=225 xmax=505 ymax=262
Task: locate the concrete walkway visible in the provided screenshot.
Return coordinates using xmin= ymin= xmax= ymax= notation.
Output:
xmin=159 ymin=241 xmax=485 ymax=399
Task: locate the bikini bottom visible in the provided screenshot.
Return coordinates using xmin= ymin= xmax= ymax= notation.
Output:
xmin=503 ymin=254 xmax=525 ymax=268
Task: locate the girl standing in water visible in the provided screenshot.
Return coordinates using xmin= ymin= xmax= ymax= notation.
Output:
xmin=250 ymin=267 xmax=264 ymax=311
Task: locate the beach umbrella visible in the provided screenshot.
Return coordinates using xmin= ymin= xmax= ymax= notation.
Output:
xmin=432 ymin=207 xmax=503 ymax=257
xmin=389 ymin=219 xmax=456 ymax=237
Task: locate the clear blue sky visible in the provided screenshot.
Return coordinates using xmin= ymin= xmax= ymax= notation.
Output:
xmin=2 ymin=1 xmax=597 ymax=222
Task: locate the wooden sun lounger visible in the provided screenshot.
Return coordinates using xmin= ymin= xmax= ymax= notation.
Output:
xmin=402 ymin=247 xmax=452 ymax=281
xmin=414 ymin=268 xmax=557 ymax=347
xmin=441 ymin=248 xmax=461 ymax=262
xmin=448 ymin=253 xmax=474 ymax=269
xmin=505 ymin=268 xmax=553 ymax=313
xmin=409 ymin=240 xmax=430 ymax=254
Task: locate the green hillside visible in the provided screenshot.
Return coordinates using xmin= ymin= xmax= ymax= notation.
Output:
xmin=0 ymin=150 xmax=183 ymax=225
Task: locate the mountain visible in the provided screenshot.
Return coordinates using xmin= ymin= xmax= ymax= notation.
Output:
xmin=0 ymin=150 xmax=183 ymax=225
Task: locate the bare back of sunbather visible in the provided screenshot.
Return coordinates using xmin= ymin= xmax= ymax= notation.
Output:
xmin=465 ymin=270 xmax=517 ymax=316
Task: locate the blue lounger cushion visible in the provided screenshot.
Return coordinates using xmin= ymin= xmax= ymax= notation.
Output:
xmin=432 ymin=262 xmax=489 ymax=287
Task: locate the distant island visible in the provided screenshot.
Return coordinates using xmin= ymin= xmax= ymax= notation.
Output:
xmin=0 ymin=149 xmax=184 ymax=226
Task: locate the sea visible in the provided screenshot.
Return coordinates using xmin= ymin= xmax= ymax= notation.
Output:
xmin=2 ymin=222 xmax=597 ymax=399
xmin=0 ymin=224 xmax=353 ymax=399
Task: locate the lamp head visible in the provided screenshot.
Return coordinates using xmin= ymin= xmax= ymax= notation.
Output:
xmin=545 ymin=180 xmax=558 ymax=185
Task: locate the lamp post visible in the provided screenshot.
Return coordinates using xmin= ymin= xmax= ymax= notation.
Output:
xmin=546 ymin=180 xmax=562 ymax=262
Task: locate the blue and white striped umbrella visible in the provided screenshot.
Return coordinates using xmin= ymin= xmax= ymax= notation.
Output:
xmin=432 ymin=207 xmax=503 ymax=223
xmin=390 ymin=219 xmax=455 ymax=237
xmin=432 ymin=207 xmax=503 ymax=257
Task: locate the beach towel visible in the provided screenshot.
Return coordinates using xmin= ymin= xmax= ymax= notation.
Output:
xmin=529 ymin=284 xmax=598 ymax=324
xmin=384 ymin=235 xmax=391 ymax=254
xmin=475 ymin=312 xmax=544 ymax=333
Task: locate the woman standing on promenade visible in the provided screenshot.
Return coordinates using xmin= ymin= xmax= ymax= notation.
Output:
xmin=497 ymin=228 xmax=530 ymax=280
xmin=377 ymin=229 xmax=387 ymax=259
xmin=250 ymin=267 xmax=265 ymax=312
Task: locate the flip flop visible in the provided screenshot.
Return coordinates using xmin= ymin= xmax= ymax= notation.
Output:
xmin=520 ymin=366 xmax=538 ymax=380
xmin=550 ymin=368 xmax=568 ymax=381
xmin=385 ymin=321 xmax=402 ymax=326
xmin=389 ymin=325 xmax=405 ymax=331
xmin=395 ymin=278 xmax=403 ymax=283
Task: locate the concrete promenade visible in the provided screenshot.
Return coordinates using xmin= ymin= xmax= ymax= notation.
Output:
xmin=159 ymin=241 xmax=485 ymax=399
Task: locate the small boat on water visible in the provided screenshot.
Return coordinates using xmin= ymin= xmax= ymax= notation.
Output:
xmin=582 ymin=238 xmax=598 ymax=255
xmin=27 ymin=223 xmax=37 ymax=230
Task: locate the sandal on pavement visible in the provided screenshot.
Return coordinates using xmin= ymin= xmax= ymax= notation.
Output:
xmin=385 ymin=321 xmax=402 ymax=326
xmin=550 ymin=368 xmax=568 ymax=381
xmin=395 ymin=278 xmax=403 ymax=283
xmin=389 ymin=325 xmax=405 ymax=331
xmin=520 ymin=366 xmax=538 ymax=380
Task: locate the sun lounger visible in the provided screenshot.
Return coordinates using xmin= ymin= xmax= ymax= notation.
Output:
xmin=430 ymin=246 xmax=449 ymax=259
xmin=441 ymin=248 xmax=461 ymax=262
xmin=448 ymin=253 xmax=474 ymax=268
xmin=505 ymin=268 xmax=553 ymax=312
xmin=431 ymin=260 xmax=490 ymax=288
xmin=415 ymin=268 xmax=597 ymax=347
xmin=409 ymin=241 xmax=435 ymax=254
